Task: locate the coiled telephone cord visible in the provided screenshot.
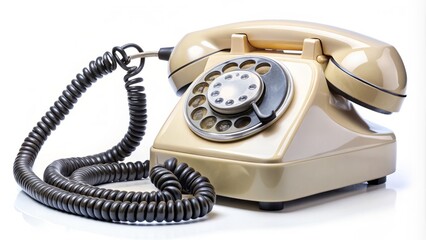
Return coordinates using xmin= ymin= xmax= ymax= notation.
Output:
xmin=13 ymin=44 xmax=215 ymax=223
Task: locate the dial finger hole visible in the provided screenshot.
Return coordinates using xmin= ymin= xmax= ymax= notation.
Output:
xmin=255 ymin=62 xmax=271 ymax=75
xmin=191 ymin=107 xmax=207 ymax=121
xmin=204 ymin=71 xmax=221 ymax=84
xmin=216 ymin=120 xmax=232 ymax=132
xmin=222 ymin=62 xmax=239 ymax=73
xmin=234 ymin=116 xmax=251 ymax=128
xmin=200 ymin=116 xmax=217 ymax=130
xmin=188 ymin=95 xmax=206 ymax=108
xmin=192 ymin=82 xmax=209 ymax=94
xmin=240 ymin=60 xmax=256 ymax=70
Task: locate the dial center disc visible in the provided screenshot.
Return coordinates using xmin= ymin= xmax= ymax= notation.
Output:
xmin=207 ymin=70 xmax=264 ymax=114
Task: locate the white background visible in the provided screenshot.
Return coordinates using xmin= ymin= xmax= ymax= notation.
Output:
xmin=1 ymin=0 xmax=425 ymax=239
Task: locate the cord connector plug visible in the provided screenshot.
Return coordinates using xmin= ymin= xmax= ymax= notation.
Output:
xmin=158 ymin=47 xmax=174 ymax=61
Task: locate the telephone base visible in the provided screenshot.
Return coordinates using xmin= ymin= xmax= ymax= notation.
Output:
xmin=151 ymin=43 xmax=399 ymax=210
xmin=151 ymin=141 xmax=396 ymax=206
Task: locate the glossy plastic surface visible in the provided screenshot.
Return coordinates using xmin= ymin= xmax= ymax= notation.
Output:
xmin=152 ymin=48 xmax=396 ymax=202
xmin=168 ymin=20 xmax=407 ymax=113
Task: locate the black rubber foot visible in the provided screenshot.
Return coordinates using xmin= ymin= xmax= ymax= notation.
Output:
xmin=367 ymin=176 xmax=387 ymax=185
xmin=259 ymin=202 xmax=284 ymax=211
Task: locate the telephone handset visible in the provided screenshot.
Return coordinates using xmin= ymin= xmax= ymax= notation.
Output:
xmin=169 ymin=20 xmax=406 ymax=113
xmin=13 ymin=21 xmax=406 ymax=223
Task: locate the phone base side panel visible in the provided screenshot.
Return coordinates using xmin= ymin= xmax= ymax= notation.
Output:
xmin=150 ymin=141 xmax=395 ymax=203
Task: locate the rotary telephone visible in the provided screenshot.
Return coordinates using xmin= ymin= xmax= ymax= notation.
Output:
xmin=13 ymin=20 xmax=406 ymax=223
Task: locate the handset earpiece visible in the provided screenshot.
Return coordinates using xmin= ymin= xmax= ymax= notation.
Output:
xmin=168 ymin=20 xmax=406 ymax=113
xmin=325 ymin=45 xmax=406 ymax=114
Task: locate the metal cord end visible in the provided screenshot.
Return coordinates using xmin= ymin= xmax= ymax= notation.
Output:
xmin=130 ymin=51 xmax=159 ymax=60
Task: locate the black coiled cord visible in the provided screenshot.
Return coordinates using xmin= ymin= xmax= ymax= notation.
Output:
xmin=13 ymin=44 xmax=215 ymax=223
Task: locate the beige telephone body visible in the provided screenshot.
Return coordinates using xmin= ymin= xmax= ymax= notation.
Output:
xmin=150 ymin=20 xmax=407 ymax=210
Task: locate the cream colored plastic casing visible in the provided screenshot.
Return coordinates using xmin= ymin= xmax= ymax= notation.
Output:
xmin=150 ymin=28 xmax=402 ymax=203
xmin=168 ymin=20 xmax=406 ymax=113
